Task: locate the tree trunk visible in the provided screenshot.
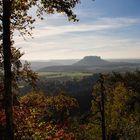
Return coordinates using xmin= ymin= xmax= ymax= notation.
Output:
xmin=2 ymin=0 xmax=14 ymax=139
xmin=100 ymin=74 xmax=106 ymax=140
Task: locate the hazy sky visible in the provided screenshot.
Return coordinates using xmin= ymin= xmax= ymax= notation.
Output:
xmin=15 ymin=0 xmax=140 ymax=60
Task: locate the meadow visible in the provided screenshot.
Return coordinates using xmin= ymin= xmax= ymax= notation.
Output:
xmin=38 ymin=71 xmax=93 ymax=78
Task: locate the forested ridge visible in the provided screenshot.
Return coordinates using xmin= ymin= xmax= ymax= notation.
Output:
xmin=0 ymin=71 xmax=140 ymax=139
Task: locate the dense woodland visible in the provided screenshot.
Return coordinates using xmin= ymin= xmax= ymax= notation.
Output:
xmin=1 ymin=70 xmax=140 ymax=139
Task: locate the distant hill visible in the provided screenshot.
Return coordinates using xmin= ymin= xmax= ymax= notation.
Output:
xmin=73 ymin=56 xmax=110 ymax=66
xmin=37 ymin=56 xmax=140 ymax=73
xmin=26 ymin=59 xmax=79 ymax=70
xmin=38 ymin=56 xmax=110 ymax=72
xmin=22 ymin=56 xmax=140 ymax=71
xmin=107 ymin=59 xmax=140 ymax=63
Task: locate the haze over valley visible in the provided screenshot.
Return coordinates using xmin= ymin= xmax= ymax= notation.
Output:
xmin=27 ymin=56 xmax=140 ymax=73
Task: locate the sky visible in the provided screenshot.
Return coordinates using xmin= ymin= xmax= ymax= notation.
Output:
xmin=14 ymin=0 xmax=140 ymax=60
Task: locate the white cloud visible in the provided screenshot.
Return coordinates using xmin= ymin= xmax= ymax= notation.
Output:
xmin=30 ymin=17 xmax=140 ymax=37
xmin=14 ymin=17 xmax=140 ymax=60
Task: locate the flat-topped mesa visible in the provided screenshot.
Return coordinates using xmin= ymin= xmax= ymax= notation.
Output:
xmin=73 ymin=56 xmax=109 ymax=66
xmin=84 ymin=56 xmax=101 ymax=60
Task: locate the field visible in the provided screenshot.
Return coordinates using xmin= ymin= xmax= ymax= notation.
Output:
xmin=38 ymin=71 xmax=93 ymax=78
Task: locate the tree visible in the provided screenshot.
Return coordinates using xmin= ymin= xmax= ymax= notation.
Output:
xmin=0 ymin=44 xmax=38 ymax=139
xmin=0 ymin=45 xmax=38 ymax=106
xmin=100 ymin=74 xmax=106 ymax=140
xmin=91 ymin=73 xmax=140 ymax=140
xmin=106 ymin=82 xmax=140 ymax=140
xmin=92 ymin=74 xmax=106 ymax=140
xmin=2 ymin=1 xmax=13 ymax=139
xmin=1 ymin=0 xmax=80 ymax=139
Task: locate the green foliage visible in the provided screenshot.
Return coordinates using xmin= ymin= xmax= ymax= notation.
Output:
xmin=38 ymin=71 xmax=92 ymax=79
xmin=89 ymin=74 xmax=140 ymax=140
xmin=109 ymin=71 xmax=140 ymax=113
xmin=106 ymin=83 xmax=139 ymax=139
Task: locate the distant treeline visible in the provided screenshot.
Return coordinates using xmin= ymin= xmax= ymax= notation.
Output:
xmin=20 ymin=74 xmax=100 ymax=113
xmin=20 ymin=71 xmax=140 ymax=115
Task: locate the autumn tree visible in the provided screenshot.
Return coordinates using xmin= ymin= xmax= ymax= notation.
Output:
xmin=90 ymin=73 xmax=140 ymax=140
xmin=1 ymin=0 xmax=80 ymax=139
xmin=19 ymin=92 xmax=79 ymax=139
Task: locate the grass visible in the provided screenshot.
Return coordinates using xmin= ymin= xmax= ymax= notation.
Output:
xmin=38 ymin=72 xmax=93 ymax=78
